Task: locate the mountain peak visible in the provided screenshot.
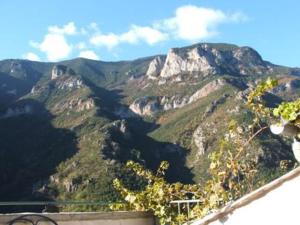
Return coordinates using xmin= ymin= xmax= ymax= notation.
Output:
xmin=145 ymin=43 xmax=273 ymax=80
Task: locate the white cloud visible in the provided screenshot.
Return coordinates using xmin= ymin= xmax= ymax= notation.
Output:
xmin=76 ymin=42 xmax=87 ymax=50
xmin=80 ymin=28 xmax=88 ymax=35
xmin=89 ymin=22 xmax=100 ymax=32
xmin=23 ymin=52 xmax=41 ymax=61
xmin=120 ymin=25 xmax=168 ymax=45
xmin=79 ymin=50 xmax=99 ymax=60
xmin=30 ymin=22 xmax=77 ymax=61
xmin=228 ymin=11 xmax=249 ymax=23
xmin=27 ymin=7 xmax=247 ymax=61
xmin=90 ymin=33 xmax=120 ymax=49
xmin=29 ymin=40 xmax=40 ymax=48
xmin=89 ymin=6 xmax=246 ymax=48
xmin=157 ymin=5 xmax=246 ymax=41
xmin=48 ymin=22 xmax=77 ymax=35
xmin=33 ymin=33 xmax=72 ymax=61
xmin=162 ymin=6 xmax=225 ymax=40
xmin=90 ymin=25 xmax=167 ymax=49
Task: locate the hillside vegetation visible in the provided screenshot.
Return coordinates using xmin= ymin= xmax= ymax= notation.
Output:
xmin=0 ymin=43 xmax=299 ymax=212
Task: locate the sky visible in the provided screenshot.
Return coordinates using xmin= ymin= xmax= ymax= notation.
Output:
xmin=0 ymin=0 xmax=299 ymax=67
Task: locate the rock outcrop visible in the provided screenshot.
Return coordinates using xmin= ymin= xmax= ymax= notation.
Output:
xmin=53 ymin=97 xmax=95 ymax=113
xmin=271 ymin=78 xmax=300 ymax=93
xmin=62 ymin=177 xmax=81 ymax=193
xmin=129 ymin=95 xmax=189 ymax=116
xmin=56 ymin=76 xmax=83 ymax=90
xmin=10 ymin=61 xmax=25 ymax=74
xmin=160 ymin=46 xmax=219 ymax=78
xmin=146 ymin=56 xmax=165 ymax=79
xmin=31 ymin=76 xmax=83 ymax=96
xmin=129 ymin=79 xmax=227 ymax=116
xmin=51 ymin=65 xmax=75 ymax=80
xmin=104 ymin=119 xmax=132 ymax=140
xmin=149 ymin=43 xmax=271 ymax=80
xmin=189 ymin=79 xmax=226 ymax=103
xmin=202 ymin=94 xmax=229 ymax=119
xmin=192 ymin=125 xmax=207 ymax=156
xmin=9 ymin=61 xmax=31 ymax=79
xmin=129 ymin=96 xmax=160 ymax=116
xmin=161 ymin=95 xmax=189 ymax=110
xmin=52 ymin=65 xmax=67 ymax=79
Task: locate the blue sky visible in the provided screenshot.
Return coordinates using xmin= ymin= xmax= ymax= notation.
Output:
xmin=0 ymin=0 xmax=299 ymax=67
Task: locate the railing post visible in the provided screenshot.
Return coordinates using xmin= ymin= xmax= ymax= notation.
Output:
xmin=170 ymin=199 xmax=203 ymax=219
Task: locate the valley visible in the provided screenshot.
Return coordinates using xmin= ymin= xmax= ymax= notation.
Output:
xmin=0 ymin=42 xmax=299 ymax=212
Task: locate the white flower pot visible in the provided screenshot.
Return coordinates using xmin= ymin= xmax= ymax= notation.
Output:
xmin=270 ymin=124 xmax=284 ymax=135
xmin=270 ymin=123 xmax=300 ymax=137
xmin=292 ymin=139 xmax=300 ymax=163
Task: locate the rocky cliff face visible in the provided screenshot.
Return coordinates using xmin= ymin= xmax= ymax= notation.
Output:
xmin=52 ymin=65 xmax=66 ymax=79
xmin=0 ymin=42 xmax=298 ymax=209
xmin=5 ymin=60 xmax=41 ymax=82
xmin=129 ymin=79 xmax=227 ymax=116
xmin=10 ymin=61 xmax=25 ymax=75
xmin=271 ymin=77 xmax=300 ymax=93
xmin=129 ymin=96 xmax=160 ymax=116
xmin=160 ymin=46 xmax=220 ymax=78
xmin=146 ymin=44 xmax=272 ymax=80
xmin=192 ymin=125 xmax=206 ymax=156
xmin=51 ymin=65 xmax=75 ymax=80
xmin=52 ymin=96 xmax=95 ymax=114
xmin=146 ymin=56 xmax=165 ymax=79
xmin=189 ymin=79 xmax=226 ymax=103
xmin=55 ymin=76 xmax=83 ymax=90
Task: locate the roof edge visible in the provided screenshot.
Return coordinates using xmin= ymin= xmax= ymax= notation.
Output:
xmin=190 ymin=166 xmax=300 ymax=225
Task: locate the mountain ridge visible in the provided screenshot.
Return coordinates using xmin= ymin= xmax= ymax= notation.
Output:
xmin=1 ymin=42 xmax=299 ymax=69
xmin=0 ymin=42 xmax=299 ymax=212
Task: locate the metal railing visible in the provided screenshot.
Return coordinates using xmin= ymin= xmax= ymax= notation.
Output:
xmin=170 ymin=199 xmax=203 ymax=218
xmin=0 ymin=201 xmax=118 ymax=213
xmin=7 ymin=214 xmax=58 ymax=225
xmin=0 ymin=201 xmax=112 ymax=206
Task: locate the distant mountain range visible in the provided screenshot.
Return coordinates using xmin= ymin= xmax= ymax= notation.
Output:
xmin=0 ymin=43 xmax=299 ymax=212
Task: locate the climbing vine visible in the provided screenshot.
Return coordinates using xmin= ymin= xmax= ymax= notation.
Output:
xmin=111 ymin=122 xmax=262 ymax=224
xmin=247 ymin=77 xmax=300 ymax=138
xmin=111 ymin=77 xmax=300 ymax=224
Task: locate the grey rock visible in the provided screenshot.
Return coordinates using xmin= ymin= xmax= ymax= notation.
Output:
xmin=56 ymin=77 xmax=83 ymax=90
xmin=160 ymin=46 xmax=219 ymax=78
xmin=51 ymin=65 xmax=75 ymax=80
xmin=129 ymin=96 xmax=160 ymax=116
xmin=157 ymin=44 xmax=270 ymax=80
xmin=10 ymin=61 xmax=25 ymax=74
xmin=189 ymin=79 xmax=226 ymax=103
xmin=193 ymin=125 xmax=207 ymax=156
xmin=271 ymin=78 xmax=300 ymax=94
xmin=202 ymin=94 xmax=229 ymax=119
xmin=63 ymin=177 xmax=81 ymax=193
xmin=53 ymin=97 xmax=95 ymax=113
xmin=129 ymin=79 xmax=226 ymax=117
xmin=146 ymin=56 xmax=165 ymax=79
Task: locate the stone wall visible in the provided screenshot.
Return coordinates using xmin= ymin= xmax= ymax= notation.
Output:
xmin=0 ymin=211 xmax=156 ymax=225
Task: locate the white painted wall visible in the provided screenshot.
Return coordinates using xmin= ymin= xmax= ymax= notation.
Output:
xmin=193 ymin=174 xmax=300 ymax=225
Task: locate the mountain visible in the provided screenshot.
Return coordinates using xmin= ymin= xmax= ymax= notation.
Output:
xmin=0 ymin=43 xmax=299 ymax=212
